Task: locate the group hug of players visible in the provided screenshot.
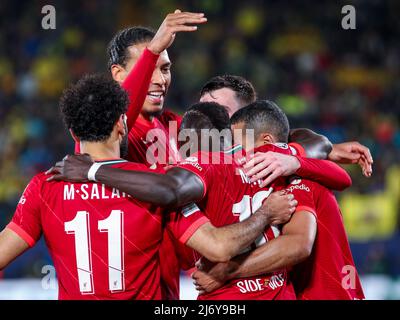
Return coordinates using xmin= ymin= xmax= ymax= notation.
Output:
xmin=0 ymin=10 xmax=372 ymax=300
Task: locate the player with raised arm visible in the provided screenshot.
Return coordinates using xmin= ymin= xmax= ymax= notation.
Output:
xmin=0 ymin=75 xmax=290 ymax=300
xmin=192 ymin=100 xmax=365 ymax=300
xmin=71 ymin=11 xmax=337 ymax=298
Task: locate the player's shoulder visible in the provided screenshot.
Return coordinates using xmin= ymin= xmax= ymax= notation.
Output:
xmin=30 ymin=172 xmax=48 ymax=184
xmin=20 ymin=172 xmax=49 ymax=195
xmin=254 ymin=143 xmax=294 ymax=155
xmin=112 ymin=160 xmax=164 ymax=173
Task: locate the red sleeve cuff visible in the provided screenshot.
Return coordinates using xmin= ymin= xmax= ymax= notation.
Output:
xmin=144 ymin=47 xmax=160 ymax=62
xmin=179 ymin=216 xmax=210 ymax=244
xmin=7 ymin=222 xmax=36 ymax=247
xmin=289 ymin=142 xmax=307 ymax=158
xmin=295 ymin=205 xmax=317 ymax=218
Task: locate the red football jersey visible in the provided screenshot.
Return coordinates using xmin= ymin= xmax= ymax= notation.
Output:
xmin=284 ymin=177 xmax=365 ymax=300
xmin=175 ymin=145 xmax=301 ymax=300
xmin=125 ymin=110 xmax=183 ymax=300
xmin=126 ymin=113 xmax=182 ymax=168
xmin=7 ymin=159 xmax=209 ymax=300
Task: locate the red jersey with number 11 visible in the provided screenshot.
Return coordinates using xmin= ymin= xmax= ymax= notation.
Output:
xmin=7 ymin=159 xmax=209 ymax=300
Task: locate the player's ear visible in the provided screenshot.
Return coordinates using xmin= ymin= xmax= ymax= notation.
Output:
xmin=111 ymin=64 xmax=127 ymax=84
xmin=261 ymin=133 xmax=274 ymax=144
xmin=69 ymin=129 xmax=80 ymax=143
xmin=116 ymin=114 xmax=127 ymax=136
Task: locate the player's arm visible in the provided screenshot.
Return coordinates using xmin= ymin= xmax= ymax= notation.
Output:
xmin=0 ymin=176 xmax=42 ymax=270
xmin=170 ymin=199 xmax=293 ymax=263
xmin=289 ymin=128 xmax=332 ymax=159
xmin=289 ymin=129 xmax=373 ymax=177
xmin=192 ymin=210 xmax=317 ymax=293
xmin=329 ymin=141 xmax=373 ymax=177
xmin=46 ymin=155 xmax=297 ymax=223
xmin=245 ymin=152 xmax=352 ymax=190
xmin=46 ymin=154 xmax=206 ymax=207
xmin=0 ymin=229 xmax=29 ymax=270
xmin=99 ymin=166 xmax=206 ymax=208
xmin=123 ymin=10 xmax=207 ymax=130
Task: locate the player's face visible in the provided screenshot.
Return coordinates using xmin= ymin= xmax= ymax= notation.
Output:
xmin=124 ymin=42 xmax=171 ymax=116
xmin=200 ymin=88 xmax=242 ymax=117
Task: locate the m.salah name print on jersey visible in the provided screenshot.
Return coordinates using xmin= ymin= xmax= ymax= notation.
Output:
xmin=63 ymin=184 xmax=129 ymax=201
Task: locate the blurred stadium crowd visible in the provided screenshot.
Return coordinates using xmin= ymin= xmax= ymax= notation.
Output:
xmin=0 ymin=0 xmax=399 ymax=298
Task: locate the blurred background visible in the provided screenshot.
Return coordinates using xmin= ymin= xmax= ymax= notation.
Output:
xmin=0 ymin=0 xmax=399 ymax=299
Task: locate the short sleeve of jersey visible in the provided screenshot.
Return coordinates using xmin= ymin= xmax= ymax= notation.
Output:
xmin=166 ymin=203 xmax=210 ymax=244
xmin=174 ymin=152 xmax=215 ymax=198
xmin=288 ymin=142 xmax=306 ymax=157
xmin=285 ymin=177 xmax=317 ymax=217
xmin=7 ymin=175 xmax=43 ymax=247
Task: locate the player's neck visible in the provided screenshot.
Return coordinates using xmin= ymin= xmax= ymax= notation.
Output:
xmin=80 ymin=141 xmax=121 ymax=161
xmin=139 ymin=112 xmax=154 ymax=123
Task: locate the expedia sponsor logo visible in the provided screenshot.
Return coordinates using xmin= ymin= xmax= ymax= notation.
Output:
xmin=236 ymin=274 xmax=285 ymax=293
xmin=180 ymin=161 xmax=203 ymax=172
xmin=286 ymin=184 xmax=310 ymax=193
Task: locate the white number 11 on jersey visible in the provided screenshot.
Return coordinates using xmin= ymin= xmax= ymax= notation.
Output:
xmin=65 ymin=210 xmax=125 ymax=294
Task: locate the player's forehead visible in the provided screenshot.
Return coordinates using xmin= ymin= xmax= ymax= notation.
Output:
xmin=126 ymin=42 xmax=170 ymax=67
xmin=200 ymin=88 xmax=240 ymax=114
xmin=202 ymin=87 xmax=237 ymax=102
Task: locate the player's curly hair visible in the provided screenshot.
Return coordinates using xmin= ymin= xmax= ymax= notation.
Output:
xmin=60 ymin=73 xmax=128 ymax=142
xmin=200 ymin=75 xmax=257 ymax=108
xmin=107 ymin=26 xmax=155 ymax=69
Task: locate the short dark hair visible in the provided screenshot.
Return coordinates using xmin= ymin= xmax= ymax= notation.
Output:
xmin=107 ymin=26 xmax=155 ymax=69
xmin=60 ymin=74 xmax=128 ymax=142
xmin=230 ymin=100 xmax=290 ymax=142
xmin=200 ymin=75 xmax=257 ymax=107
xmin=181 ymin=102 xmax=230 ymax=131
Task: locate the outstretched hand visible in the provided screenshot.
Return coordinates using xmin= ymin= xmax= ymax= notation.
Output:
xmin=329 ymin=142 xmax=373 ymax=177
xmin=147 ymin=9 xmax=207 ymax=55
xmin=46 ymin=154 xmax=94 ymax=182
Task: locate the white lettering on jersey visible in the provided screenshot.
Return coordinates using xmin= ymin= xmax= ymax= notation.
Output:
xmin=64 ymin=184 xmax=128 ymax=201
xmin=286 ymin=184 xmax=310 ymax=193
xmin=236 ymin=274 xmax=286 ymax=294
xmin=64 ymin=185 xmax=75 ymax=200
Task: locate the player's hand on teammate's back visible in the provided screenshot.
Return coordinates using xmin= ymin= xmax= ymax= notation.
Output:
xmin=329 ymin=141 xmax=373 ymax=177
xmin=259 ymin=190 xmax=297 ymax=226
xmin=147 ymin=9 xmax=207 ymax=55
xmin=244 ymin=152 xmax=301 ymax=188
xmin=46 ymin=154 xmax=94 ymax=182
